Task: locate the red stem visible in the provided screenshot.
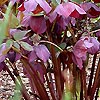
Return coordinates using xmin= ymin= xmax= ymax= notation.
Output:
xmin=90 ymin=58 xmax=100 ymax=100
xmin=5 ymin=64 xmax=31 ymax=100
xmin=87 ymin=54 xmax=97 ymax=95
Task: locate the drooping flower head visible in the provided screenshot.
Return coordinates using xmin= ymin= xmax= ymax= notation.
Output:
xmin=72 ymin=36 xmax=93 ymax=69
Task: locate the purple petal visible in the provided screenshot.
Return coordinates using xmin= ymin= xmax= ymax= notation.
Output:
xmin=73 ymin=40 xmax=87 ymax=58
xmin=63 ymin=2 xmax=75 ymax=17
xmin=28 ymin=50 xmax=37 ymax=62
xmin=63 ymin=2 xmax=86 ymax=16
xmin=0 ymin=43 xmax=6 ymax=63
xmin=72 ymin=54 xmax=83 ymax=70
xmin=35 ymin=0 xmax=51 ymax=14
xmin=84 ymin=40 xmax=94 ymax=48
xmin=34 ymin=45 xmax=50 ymax=62
xmin=24 ymin=0 xmax=38 ymax=12
xmin=81 ymin=2 xmax=100 ymax=18
xmin=49 ymin=11 xmax=57 ymax=23
xmin=21 ymin=14 xmax=31 ymax=27
xmin=87 ymin=37 xmax=100 ymax=54
xmin=96 ymin=31 xmax=100 ymax=37
xmin=71 ymin=17 xmax=76 ymax=26
xmin=29 ymin=16 xmax=47 ymax=34
xmin=75 ymin=3 xmax=86 ymax=14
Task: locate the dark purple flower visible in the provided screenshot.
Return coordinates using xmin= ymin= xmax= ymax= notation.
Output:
xmin=87 ymin=37 xmax=100 ymax=54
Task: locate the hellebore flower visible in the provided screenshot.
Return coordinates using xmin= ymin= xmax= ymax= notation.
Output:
xmin=81 ymin=2 xmax=100 ymax=18
xmin=49 ymin=2 xmax=86 ymax=22
xmin=87 ymin=37 xmax=100 ymax=54
xmin=18 ymin=0 xmax=51 ymax=14
xmin=29 ymin=45 xmax=50 ymax=63
xmin=20 ymin=14 xmax=47 ymax=34
xmin=72 ymin=37 xmax=93 ymax=69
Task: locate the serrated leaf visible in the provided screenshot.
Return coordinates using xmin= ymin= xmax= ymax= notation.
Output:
xmin=13 ymin=30 xmax=31 ymax=40
xmin=20 ymin=41 xmax=33 ymax=51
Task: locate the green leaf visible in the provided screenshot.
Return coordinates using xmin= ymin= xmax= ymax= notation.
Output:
xmin=9 ymin=14 xmax=19 ymax=28
xmin=63 ymin=92 xmax=73 ymax=100
xmin=20 ymin=41 xmax=33 ymax=51
xmin=59 ymin=43 xmax=66 ymax=49
xmin=6 ymin=39 xmax=13 ymax=48
xmin=12 ymin=80 xmax=21 ymax=100
xmin=55 ymin=42 xmax=66 ymax=52
xmin=2 ymin=39 xmax=13 ymax=55
xmin=51 ymin=0 xmax=60 ymax=6
xmin=13 ymin=41 xmax=20 ymax=49
xmin=0 ymin=2 xmax=12 ymax=44
xmin=13 ymin=30 xmax=31 ymax=40
xmin=71 ymin=0 xmax=83 ymax=3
